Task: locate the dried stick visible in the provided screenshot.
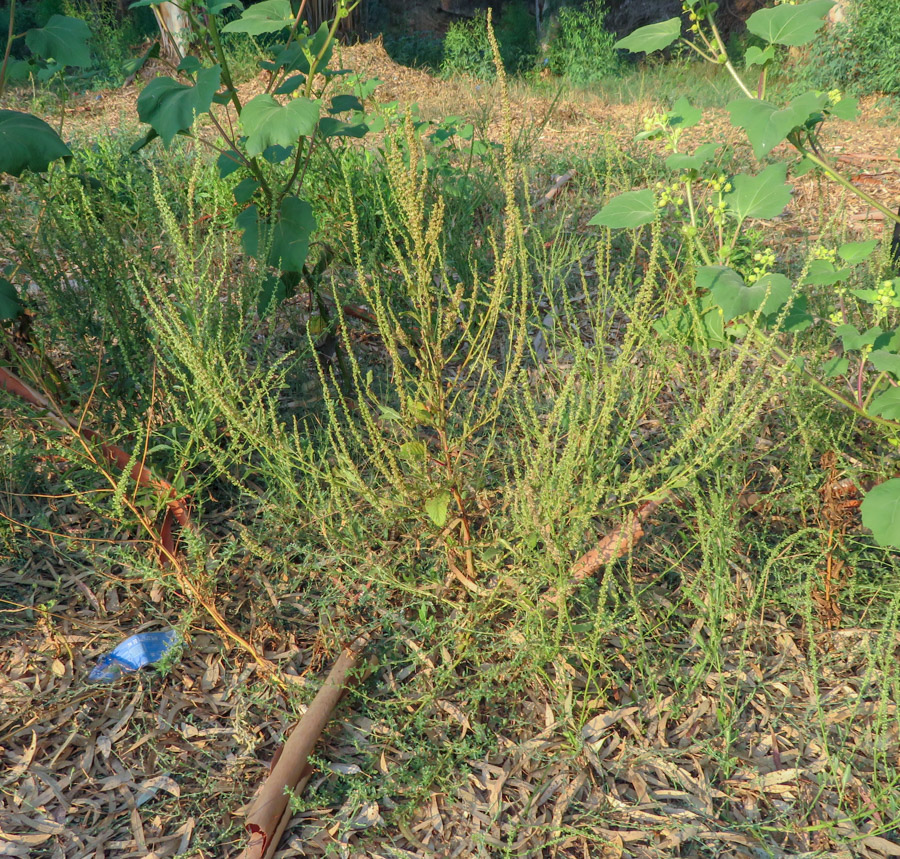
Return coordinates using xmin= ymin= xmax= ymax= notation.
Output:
xmin=534 ymin=170 xmax=576 ymax=211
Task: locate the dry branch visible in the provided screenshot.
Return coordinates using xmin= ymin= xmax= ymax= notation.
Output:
xmin=534 ymin=170 xmax=576 ymax=211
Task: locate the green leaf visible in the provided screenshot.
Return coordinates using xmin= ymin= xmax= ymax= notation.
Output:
xmin=803 ymin=259 xmax=851 ymax=285
xmin=233 ymin=177 xmax=259 ymax=204
xmin=398 ymin=440 xmax=427 ymax=461
xmin=836 ymin=324 xmax=885 ymax=352
xmin=746 ymin=0 xmax=834 ymax=47
xmin=318 ymin=117 xmax=368 ymax=138
xmin=329 ymin=94 xmax=363 ymax=114
xmin=424 ymin=490 xmax=452 ymax=528
xmin=653 ymin=293 xmax=729 ymax=349
xmin=0 ymin=278 xmax=22 ymax=320
xmin=829 ymin=95 xmax=859 ymax=120
xmin=217 ymin=149 xmax=243 ymax=177
xmin=861 ymin=478 xmax=900 ymax=546
xmin=702 ymin=266 xmax=791 ymax=321
xmin=237 ymin=197 xmax=317 ymax=274
xmin=256 ymin=275 xmax=285 ymax=317
xmin=821 ymin=356 xmax=849 ymax=378
xmin=838 ymin=239 xmax=878 ymax=265
xmin=274 ymin=74 xmax=305 ymax=96
xmin=869 ymin=350 xmax=900 ymax=379
xmin=177 ymin=56 xmax=203 ymax=74
xmin=870 ymin=389 xmax=900 ymax=420
xmin=25 ymin=15 xmax=92 ymax=68
xmin=240 ymin=94 xmax=319 ymax=157
xmin=221 ymin=0 xmax=292 ymax=34
xmin=0 ymin=110 xmax=72 ymax=176
xmin=614 ymin=18 xmax=681 ymax=54
xmin=137 ymin=66 xmax=221 ymax=145
xmin=669 ymin=96 xmax=702 ymax=129
xmin=589 ymin=189 xmax=656 ymax=229
xmin=727 ymin=91 xmax=827 ymax=158
xmin=665 ymin=142 xmax=720 ymax=172
xmin=725 ymin=163 xmax=792 ymax=221
xmin=744 ymin=45 xmax=775 ymax=68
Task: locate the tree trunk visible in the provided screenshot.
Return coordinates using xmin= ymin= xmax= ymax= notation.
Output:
xmin=153 ymin=1 xmax=192 ymax=63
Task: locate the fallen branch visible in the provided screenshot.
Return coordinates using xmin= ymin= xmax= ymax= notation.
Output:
xmin=239 ymin=636 xmax=370 ymax=859
xmin=569 ymin=498 xmax=666 ymax=583
xmin=534 ymin=170 xmax=576 ymax=211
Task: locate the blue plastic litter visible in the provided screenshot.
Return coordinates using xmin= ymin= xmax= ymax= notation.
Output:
xmin=89 ymin=630 xmax=179 ymax=682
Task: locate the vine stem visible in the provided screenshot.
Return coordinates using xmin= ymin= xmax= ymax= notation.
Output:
xmin=0 ymin=0 xmax=17 ymax=97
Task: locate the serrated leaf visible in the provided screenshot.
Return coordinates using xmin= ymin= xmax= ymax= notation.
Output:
xmin=727 ymin=91 xmax=827 ymax=158
xmin=240 ymin=94 xmax=319 ymax=157
xmin=861 ymin=478 xmax=900 ymax=546
xmin=589 ymin=189 xmax=656 ymax=229
xmin=25 ymin=15 xmax=92 ymax=68
xmin=838 ymin=239 xmax=878 ymax=264
xmin=137 ymin=66 xmax=221 ymax=145
xmin=0 ymin=110 xmax=72 ymax=176
xmin=665 ymin=142 xmax=720 ymax=172
xmin=424 ymin=490 xmax=452 ymax=527
xmin=0 ymin=278 xmax=22 ymax=320
xmin=746 ymin=0 xmax=834 ymax=47
xmin=821 ymin=356 xmax=849 ymax=378
xmin=869 ymin=350 xmax=900 ymax=378
xmin=744 ymin=45 xmax=775 ymax=68
xmin=221 ymin=0 xmax=292 ymax=34
xmin=669 ymin=96 xmax=702 ymax=129
xmin=614 ymin=18 xmax=681 ymax=54
xmin=836 ymin=324 xmax=884 ymax=352
xmin=803 ymin=259 xmax=851 ymax=285
xmin=725 ymin=163 xmax=792 ymax=221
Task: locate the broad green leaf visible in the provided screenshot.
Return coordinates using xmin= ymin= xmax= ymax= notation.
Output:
xmin=705 ymin=268 xmax=792 ymax=321
xmin=614 ymin=18 xmax=681 ymax=54
xmin=803 ymin=259 xmax=851 ymax=285
xmin=725 ymin=163 xmax=792 ymax=221
xmin=746 ymin=0 xmax=834 ymax=47
xmin=329 ymin=94 xmax=363 ymax=114
xmin=0 ymin=111 xmax=72 ymax=175
xmin=222 ymin=0 xmax=292 ymax=34
xmin=256 ymin=275 xmax=285 ymax=317
xmin=869 ymin=350 xmax=900 ymax=379
xmin=424 ymin=490 xmax=452 ymax=528
xmin=0 ymin=278 xmax=22 ymax=320
xmin=217 ymin=149 xmax=243 ymax=177
xmin=398 ymin=440 xmax=427 ymax=461
xmin=776 ymin=295 xmax=814 ymax=332
xmin=838 ymin=239 xmax=878 ymax=264
xmin=318 ymin=117 xmax=368 ymax=138
xmin=821 ymin=356 xmax=849 ymax=378
xmin=861 ymin=478 xmax=900 ymax=546
xmin=237 ymin=197 xmax=316 ymax=274
xmin=25 ymin=15 xmax=92 ymax=68
xmin=836 ymin=324 xmax=887 ymax=352
xmin=589 ymin=189 xmax=656 ymax=229
xmin=870 ymin=389 xmax=900 ymax=420
xmin=665 ymin=142 xmax=720 ymax=172
xmin=669 ymin=96 xmax=701 ymax=129
xmin=727 ymin=91 xmax=827 ymax=158
xmin=240 ymin=94 xmax=319 ymax=157
xmin=233 ymin=177 xmax=259 ymax=204
xmin=829 ymin=95 xmax=859 ymax=120
xmin=274 ymin=74 xmax=305 ymax=96
xmin=137 ymin=66 xmax=221 ymax=145
xmin=653 ymin=293 xmax=729 ymax=349
xmin=177 ymin=56 xmax=202 ymax=74
xmin=744 ymin=45 xmax=775 ymax=68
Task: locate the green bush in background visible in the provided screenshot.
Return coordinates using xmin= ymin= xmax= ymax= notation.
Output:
xmin=791 ymin=0 xmax=900 ymax=95
xmin=546 ymin=0 xmax=620 ymax=86
xmin=442 ymin=1 xmax=538 ymax=80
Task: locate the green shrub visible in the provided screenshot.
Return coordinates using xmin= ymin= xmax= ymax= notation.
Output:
xmin=546 ymin=0 xmax=620 ymax=86
xmin=442 ymin=2 xmax=538 ymax=80
xmin=790 ymin=0 xmax=900 ymax=96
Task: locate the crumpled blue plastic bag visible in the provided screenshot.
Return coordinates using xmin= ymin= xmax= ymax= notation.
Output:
xmin=88 ymin=629 xmax=179 ymax=682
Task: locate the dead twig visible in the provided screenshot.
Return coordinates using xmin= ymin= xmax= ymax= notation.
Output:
xmin=534 ymin=170 xmax=576 ymax=211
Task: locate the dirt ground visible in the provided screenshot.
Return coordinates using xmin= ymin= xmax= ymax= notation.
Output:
xmin=3 ymin=38 xmax=900 ymax=859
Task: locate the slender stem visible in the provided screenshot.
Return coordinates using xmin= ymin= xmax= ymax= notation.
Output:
xmin=0 ymin=0 xmax=17 ymax=97
xmin=798 ymin=146 xmax=900 ymax=226
xmin=266 ymin=0 xmax=310 ymax=95
xmin=863 ymin=371 xmax=890 ymax=410
xmin=205 ymin=9 xmax=243 ymax=115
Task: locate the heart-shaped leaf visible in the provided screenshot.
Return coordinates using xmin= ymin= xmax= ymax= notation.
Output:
xmin=614 ymin=18 xmax=681 ymax=54
xmin=25 ymin=15 xmax=92 ymax=68
xmin=728 ymin=91 xmax=827 ymax=158
xmin=744 ymin=45 xmax=775 ymax=68
xmin=0 ymin=278 xmax=23 ymax=320
xmin=222 ymin=0 xmax=292 ymax=34
xmin=710 ymin=271 xmax=792 ymax=321
xmin=838 ymin=240 xmax=878 ymax=265
xmin=589 ymin=189 xmax=656 ymax=229
xmin=240 ymin=94 xmax=319 ymax=157
xmin=869 ymin=350 xmax=900 ymax=379
xmin=0 ymin=110 xmax=71 ymax=176
xmin=137 ymin=66 xmax=221 ymax=145
xmin=725 ymin=163 xmax=792 ymax=221
xmin=237 ymin=196 xmax=316 ymax=275
xmin=424 ymin=490 xmax=452 ymax=527
xmin=861 ymin=478 xmax=900 ymax=547
xmin=665 ymin=142 xmax=720 ymax=172
xmin=746 ymin=0 xmax=834 ymax=47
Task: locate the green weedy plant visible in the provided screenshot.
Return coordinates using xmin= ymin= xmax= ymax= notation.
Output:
xmin=594 ymin=0 xmax=900 ymax=548
xmin=546 ymin=0 xmax=621 ymax=86
xmin=1 ymin=0 xmax=377 ymax=319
